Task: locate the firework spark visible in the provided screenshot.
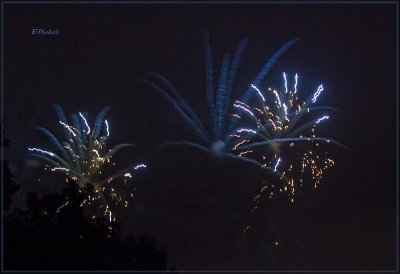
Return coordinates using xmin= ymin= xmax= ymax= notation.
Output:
xmin=133 ymin=163 xmax=147 ymax=170
xmin=315 ymin=115 xmax=329 ymax=124
xmin=312 ymin=84 xmax=324 ymax=103
xmin=56 ymin=201 xmax=69 ymax=213
xmin=251 ymin=84 xmax=266 ymax=102
xmin=283 ymin=72 xmax=288 ymax=93
xmin=294 ymin=73 xmax=298 ymax=94
xmin=79 ymin=112 xmax=91 ymax=134
xmin=233 ymin=104 xmax=255 ymax=116
xmin=59 ymin=121 xmax=77 ymax=137
xmin=105 ymin=120 xmax=110 ymax=137
xmin=273 ymin=157 xmax=281 ymax=172
xmin=51 ymin=167 xmax=69 ymax=172
xmin=237 ymin=128 xmax=257 ymax=134
xmin=28 ymin=147 xmax=55 ymax=157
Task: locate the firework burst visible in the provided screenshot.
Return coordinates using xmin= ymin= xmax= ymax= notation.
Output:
xmin=231 ymin=73 xmax=344 ymax=211
xmin=138 ymin=31 xmax=299 ymax=166
xmin=27 ymin=105 xmax=146 ymax=218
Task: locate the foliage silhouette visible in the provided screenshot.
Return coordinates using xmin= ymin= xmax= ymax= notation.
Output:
xmin=2 ymin=131 xmax=21 ymax=211
xmin=4 ymin=180 xmax=172 ymax=271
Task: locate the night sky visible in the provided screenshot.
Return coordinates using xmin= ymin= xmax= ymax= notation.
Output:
xmin=2 ymin=2 xmax=397 ymax=271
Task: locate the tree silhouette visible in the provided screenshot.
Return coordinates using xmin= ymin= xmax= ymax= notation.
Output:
xmin=2 ymin=132 xmax=21 ymax=211
xmin=4 ymin=180 xmax=172 ymax=271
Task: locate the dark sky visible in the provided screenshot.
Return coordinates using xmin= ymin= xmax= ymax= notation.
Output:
xmin=3 ymin=2 xmax=397 ymax=270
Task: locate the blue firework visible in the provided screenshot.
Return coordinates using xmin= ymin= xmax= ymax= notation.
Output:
xmin=140 ymin=31 xmax=298 ymax=168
